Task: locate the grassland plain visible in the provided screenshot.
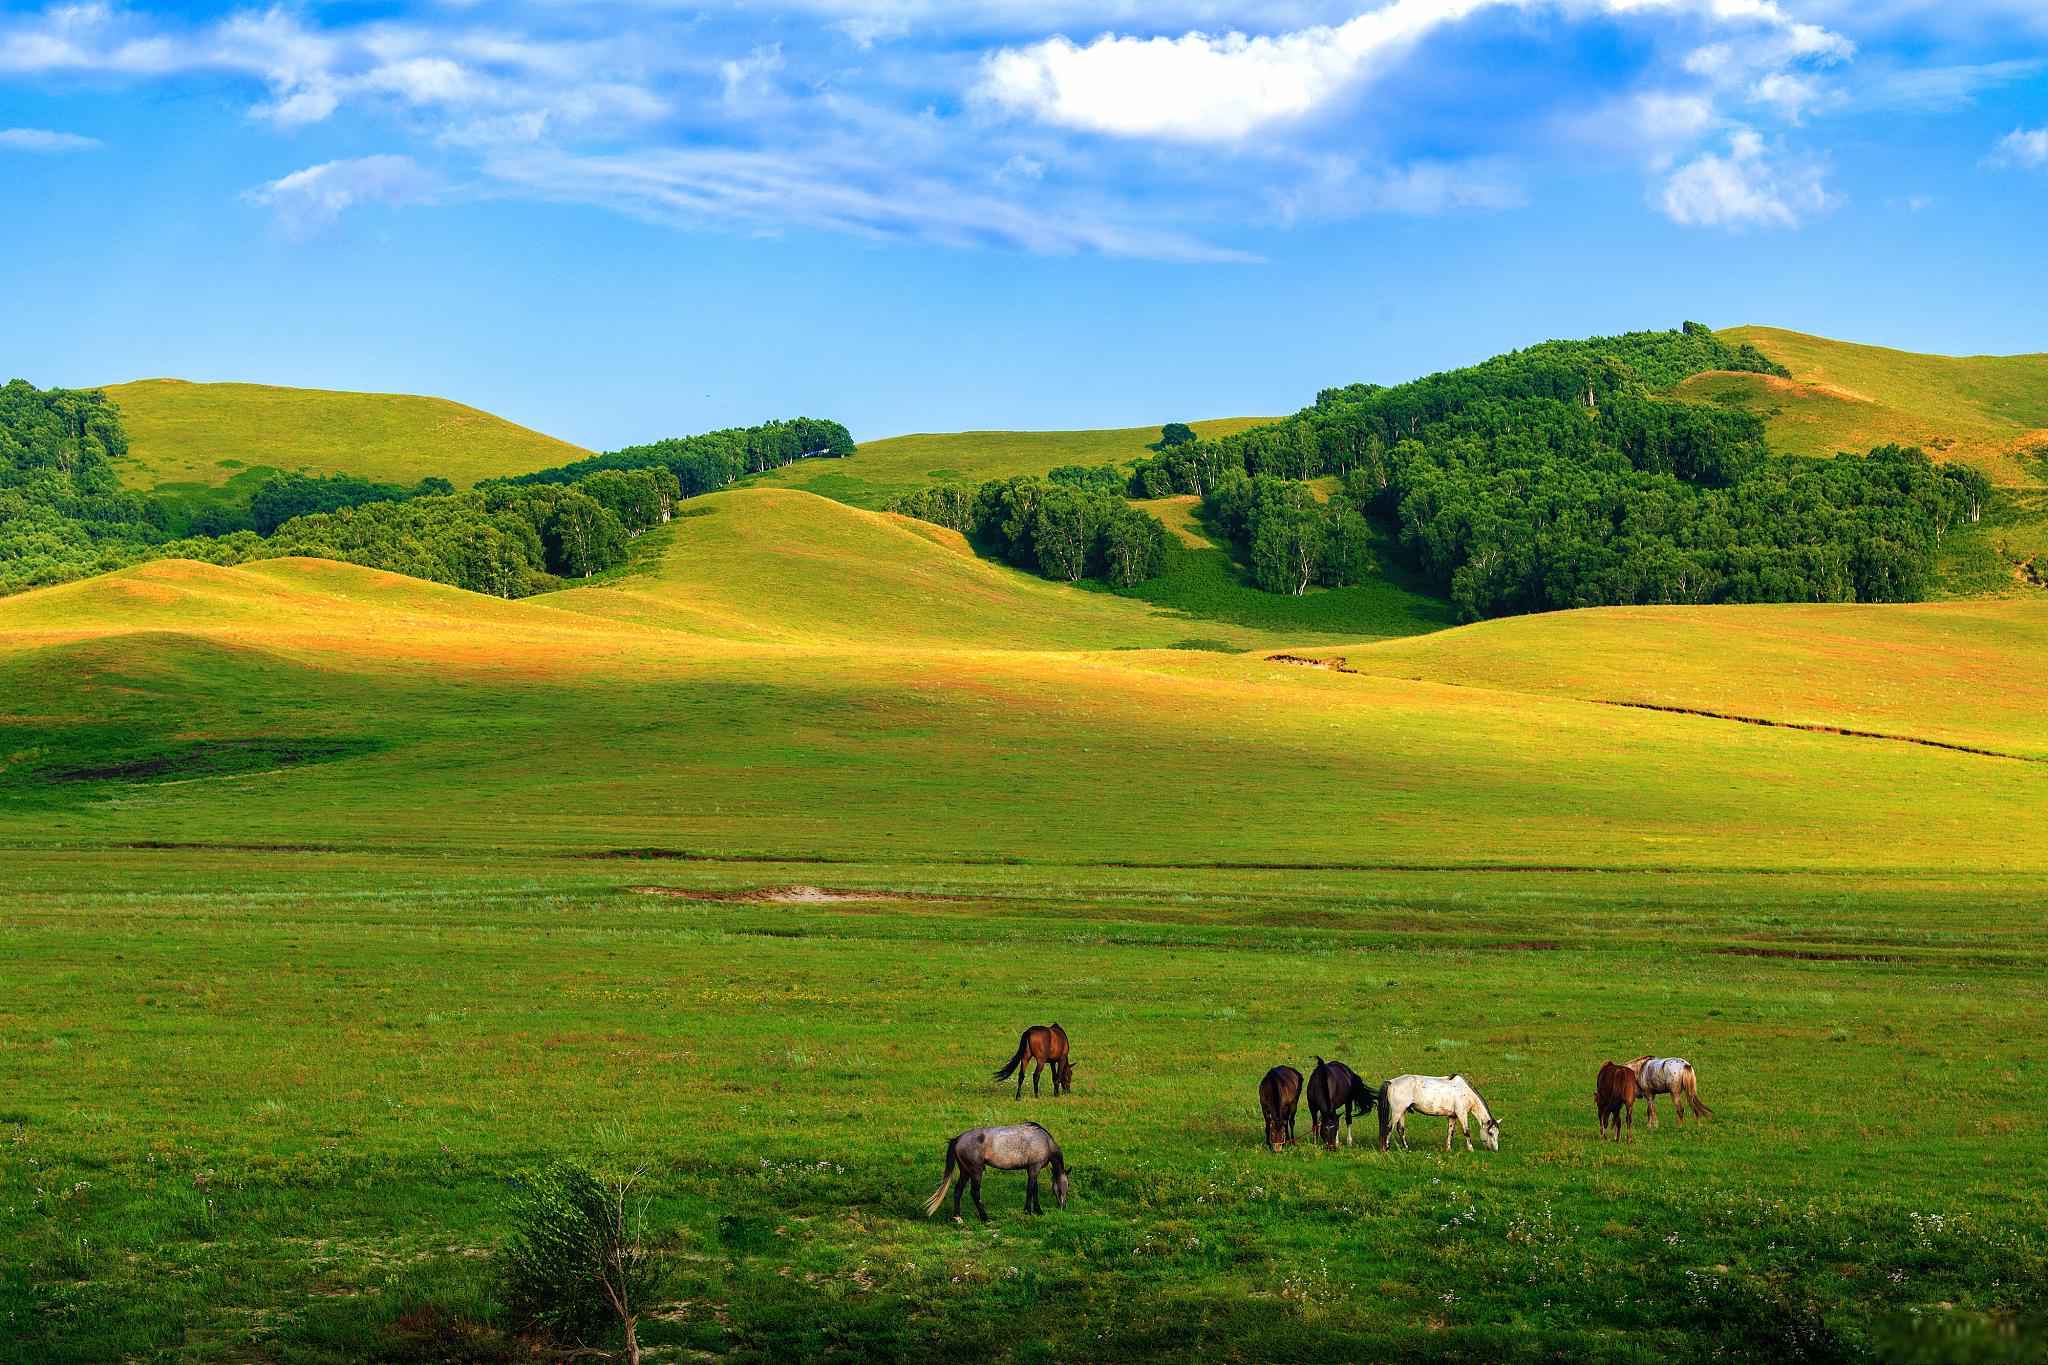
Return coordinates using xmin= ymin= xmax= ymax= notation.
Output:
xmin=3 ymin=488 xmax=2047 ymax=1362
xmin=100 ymin=380 xmax=592 ymax=493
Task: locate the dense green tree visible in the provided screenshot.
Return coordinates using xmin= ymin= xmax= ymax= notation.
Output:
xmin=1159 ymin=423 xmax=1197 ymax=448
xmin=1169 ymin=326 xmax=1978 ymax=620
xmin=894 ymin=475 xmax=1167 ymax=589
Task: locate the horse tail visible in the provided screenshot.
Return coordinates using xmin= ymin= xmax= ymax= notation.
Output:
xmin=1376 ymin=1083 xmax=1392 ymax=1149
xmin=1682 ymin=1068 xmax=1712 ymax=1117
xmin=923 ymin=1140 xmax=957 ymax=1217
xmin=993 ymin=1030 xmax=1030 ymax=1081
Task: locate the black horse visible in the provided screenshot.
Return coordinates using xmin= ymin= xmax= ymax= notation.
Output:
xmin=1307 ymin=1057 xmax=1376 ymax=1148
xmin=1259 ymin=1065 xmax=1304 ymax=1150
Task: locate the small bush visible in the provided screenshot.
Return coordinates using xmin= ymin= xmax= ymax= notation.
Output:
xmin=502 ymin=1161 xmax=663 ymax=1361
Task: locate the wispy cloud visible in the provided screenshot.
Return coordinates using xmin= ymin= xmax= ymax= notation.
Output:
xmin=0 ymin=126 xmax=101 ymax=151
xmin=246 ymin=154 xmax=437 ymax=238
xmin=484 ymin=145 xmax=1260 ymax=262
xmin=0 ymin=0 xmax=2016 ymax=255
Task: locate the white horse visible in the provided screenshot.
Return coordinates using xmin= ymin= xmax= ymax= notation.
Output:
xmin=1378 ymin=1074 xmax=1501 ymax=1153
xmin=1626 ymin=1056 xmax=1711 ymax=1128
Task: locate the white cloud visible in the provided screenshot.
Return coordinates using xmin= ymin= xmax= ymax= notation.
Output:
xmin=246 ymin=154 xmax=437 ymax=238
xmin=1656 ymin=127 xmax=1832 ymax=228
xmin=1991 ymin=127 xmax=2048 ymax=170
xmin=0 ymin=126 xmax=101 ymax=151
xmin=978 ymin=0 xmax=1851 ymax=142
xmin=978 ymin=0 xmax=1500 ymax=141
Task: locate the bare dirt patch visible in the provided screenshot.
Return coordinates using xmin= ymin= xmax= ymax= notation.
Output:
xmin=630 ymin=884 xmax=931 ymax=904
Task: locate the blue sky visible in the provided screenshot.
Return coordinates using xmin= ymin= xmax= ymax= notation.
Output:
xmin=1 ymin=1 xmax=2044 ymax=449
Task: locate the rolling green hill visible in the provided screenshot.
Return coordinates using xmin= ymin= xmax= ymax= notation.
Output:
xmin=100 ymin=378 xmax=591 ymax=492
xmin=741 ymin=416 xmax=1276 ymax=508
xmin=1690 ymin=327 xmax=2048 ymax=485
xmin=5 ymin=511 xmax=2046 ymax=868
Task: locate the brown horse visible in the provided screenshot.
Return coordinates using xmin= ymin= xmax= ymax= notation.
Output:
xmin=1595 ymin=1061 xmax=1638 ymax=1142
xmin=1258 ymin=1065 xmax=1303 ymax=1150
xmin=993 ymin=1023 xmax=1071 ymax=1098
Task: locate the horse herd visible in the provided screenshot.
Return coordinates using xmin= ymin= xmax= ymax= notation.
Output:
xmin=927 ymin=1024 xmax=1713 ymax=1222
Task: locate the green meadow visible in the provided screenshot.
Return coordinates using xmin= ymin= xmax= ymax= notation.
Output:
xmin=3 ymin=483 xmax=2047 ymax=1361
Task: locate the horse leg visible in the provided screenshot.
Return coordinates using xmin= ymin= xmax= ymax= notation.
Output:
xmin=1032 ymin=1061 xmax=1042 ymax=1098
xmin=1646 ymin=1092 xmax=1658 ymax=1130
xmin=1624 ymin=1100 xmax=1633 ymax=1143
xmin=1446 ymin=1116 xmax=1456 ymax=1152
xmin=953 ymin=1169 xmax=968 ymax=1220
xmin=971 ymin=1172 xmax=988 ymax=1223
xmin=1026 ymin=1167 xmax=1040 ymax=1215
xmin=1015 ymin=1064 xmax=1025 ymax=1100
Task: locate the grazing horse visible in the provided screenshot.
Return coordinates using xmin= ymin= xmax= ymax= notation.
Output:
xmin=1595 ymin=1061 xmax=1639 ymax=1142
xmin=1258 ymin=1065 xmax=1304 ymax=1150
xmin=1626 ymin=1056 xmax=1712 ymax=1128
xmin=923 ymin=1123 xmax=1070 ymax=1222
xmin=1379 ymin=1074 xmax=1502 ymax=1153
xmin=993 ymin=1024 xmax=1072 ymax=1098
xmin=1306 ymin=1057 xmax=1375 ymax=1148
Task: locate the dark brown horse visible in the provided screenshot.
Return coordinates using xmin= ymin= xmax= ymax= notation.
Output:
xmin=1307 ymin=1057 xmax=1374 ymax=1148
xmin=1258 ymin=1065 xmax=1303 ymax=1150
xmin=993 ymin=1023 xmax=1071 ymax=1098
xmin=1596 ymin=1061 xmax=1639 ymax=1142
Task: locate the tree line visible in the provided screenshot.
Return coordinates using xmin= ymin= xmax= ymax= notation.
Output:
xmin=1134 ymin=324 xmax=1988 ymax=618
xmin=0 ymin=380 xmax=855 ymax=597
xmin=509 ymin=417 xmax=855 ymax=497
xmin=889 ymin=470 xmax=1169 ymax=588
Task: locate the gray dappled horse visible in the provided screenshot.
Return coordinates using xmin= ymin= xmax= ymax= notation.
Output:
xmin=924 ymin=1123 xmax=1070 ymax=1221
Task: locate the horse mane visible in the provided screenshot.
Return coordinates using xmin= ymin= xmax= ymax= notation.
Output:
xmin=1625 ymin=1055 xmax=1653 ymax=1068
xmin=1457 ymin=1075 xmax=1496 ymax=1118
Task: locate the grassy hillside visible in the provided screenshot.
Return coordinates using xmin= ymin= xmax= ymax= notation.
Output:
xmin=741 ymin=416 xmax=1276 ymax=509
xmin=100 ymin=378 xmax=590 ymax=492
xmin=5 ymin=534 xmax=2048 ymax=1358
xmin=1300 ymin=596 xmax=2048 ymax=758
xmin=5 ymin=541 xmax=2047 ymax=870
xmin=1690 ymin=327 xmax=2048 ymax=485
xmin=549 ymin=487 xmax=1446 ymax=649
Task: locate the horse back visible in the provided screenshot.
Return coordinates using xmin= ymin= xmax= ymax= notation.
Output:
xmin=1595 ymin=1062 xmax=1637 ymax=1107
